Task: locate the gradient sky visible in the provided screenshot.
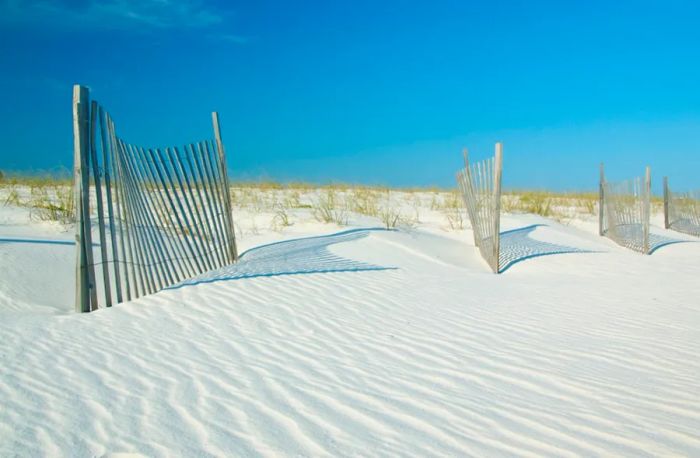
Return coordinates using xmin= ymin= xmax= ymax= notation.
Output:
xmin=1 ymin=0 xmax=699 ymax=192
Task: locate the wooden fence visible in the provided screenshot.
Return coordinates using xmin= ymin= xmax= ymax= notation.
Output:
xmin=456 ymin=143 xmax=503 ymax=273
xmin=599 ymin=164 xmax=651 ymax=254
xmin=72 ymin=85 xmax=238 ymax=313
xmin=663 ymin=177 xmax=700 ymax=237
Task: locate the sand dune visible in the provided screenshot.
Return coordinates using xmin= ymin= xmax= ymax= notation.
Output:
xmin=1 ymin=208 xmax=699 ymax=456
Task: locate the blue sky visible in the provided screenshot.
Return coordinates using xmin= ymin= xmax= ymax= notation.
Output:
xmin=1 ymin=0 xmax=699 ymax=192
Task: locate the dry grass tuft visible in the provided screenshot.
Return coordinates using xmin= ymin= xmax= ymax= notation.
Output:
xmin=312 ymin=189 xmax=349 ymax=225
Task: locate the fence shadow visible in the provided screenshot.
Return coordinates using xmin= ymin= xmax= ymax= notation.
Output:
xmin=166 ymin=228 xmax=396 ymax=290
xmin=648 ymin=233 xmax=694 ymax=254
xmin=0 ymin=237 xmax=75 ymax=246
xmin=669 ymin=220 xmax=700 ymax=238
xmin=0 ymin=237 xmax=102 ymax=247
xmin=498 ymin=224 xmax=594 ymax=273
xmin=601 ymin=225 xmax=692 ymax=254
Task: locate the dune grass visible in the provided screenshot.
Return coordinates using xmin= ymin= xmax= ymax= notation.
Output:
xmin=502 ymin=190 xmax=601 ymax=223
xmin=0 ymin=172 xmax=75 ymax=224
xmin=3 ymin=173 xmax=662 ymax=230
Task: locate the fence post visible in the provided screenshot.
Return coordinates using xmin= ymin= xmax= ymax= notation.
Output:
xmin=599 ymin=162 xmax=605 ymax=236
xmin=73 ymin=85 xmax=92 ymax=313
xmin=663 ymin=176 xmax=670 ymax=229
xmin=493 ymin=142 xmax=503 ymax=273
xmin=463 ymin=148 xmax=478 ymax=246
xmin=643 ymin=166 xmax=651 ymax=254
xmin=211 ymin=112 xmax=238 ymax=262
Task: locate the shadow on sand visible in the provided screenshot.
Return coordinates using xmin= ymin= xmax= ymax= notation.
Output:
xmin=498 ymin=224 xmax=595 ymax=273
xmin=648 ymin=233 xmax=694 ymax=254
xmin=166 ymin=228 xmax=396 ymax=290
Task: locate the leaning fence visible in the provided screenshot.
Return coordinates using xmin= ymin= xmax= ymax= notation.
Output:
xmin=72 ymin=85 xmax=238 ymax=313
xmin=599 ymin=164 xmax=651 ymax=254
xmin=456 ymin=143 xmax=503 ymax=273
xmin=663 ymin=177 xmax=700 ymax=237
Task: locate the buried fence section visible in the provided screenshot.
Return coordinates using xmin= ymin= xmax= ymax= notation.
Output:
xmin=664 ymin=177 xmax=700 ymax=237
xmin=72 ymin=84 xmax=238 ymax=313
xmin=456 ymin=142 xmax=503 ymax=273
xmin=599 ymin=164 xmax=651 ymax=254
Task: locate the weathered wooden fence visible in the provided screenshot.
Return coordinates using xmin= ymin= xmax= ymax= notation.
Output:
xmin=599 ymin=164 xmax=651 ymax=254
xmin=72 ymin=85 xmax=238 ymax=313
xmin=456 ymin=143 xmax=503 ymax=273
xmin=663 ymin=177 xmax=700 ymax=237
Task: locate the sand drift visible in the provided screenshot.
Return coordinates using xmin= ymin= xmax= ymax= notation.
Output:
xmin=1 ymin=208 xmax=699 ymax=455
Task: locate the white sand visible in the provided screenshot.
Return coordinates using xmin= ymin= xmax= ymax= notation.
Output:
xmin=1 ymin=195 xmax=699 ymax=456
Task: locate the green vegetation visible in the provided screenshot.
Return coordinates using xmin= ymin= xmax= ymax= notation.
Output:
xmin=311 ymin=189 xmax=349 ymax=225
xmin=502 ymin=190 xmax=601 ymax=223
xmin=2 ymin=174 xmax=660 ymax=231
xmin=29 ymin=185 xmax=75 ymax=224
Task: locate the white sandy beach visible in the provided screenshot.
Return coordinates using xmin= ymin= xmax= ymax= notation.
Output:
xmin=1 ymin=191 xmax=699 ymax=456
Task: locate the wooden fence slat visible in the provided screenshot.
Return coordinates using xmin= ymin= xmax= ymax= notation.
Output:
xmin=166 ymin=146 xmax=216 ymax=271
xmin=119 ymin=144 xmax=176 ymax=289
xmin=200 ymin=140 xmax=229 ymax=267
xmin=493 ymin=142 xmax=503 ymax=273
xmin=132 ymin=146 xmax=197 ymax=280
xmin=599 ymin=163 xmax=605 ymax=236
xmin=663 ymin=176 xmax=670 ymax=229
xmin=107 ymin=117 xmax=134 ymax=300
xmin=191 ymin=142 xmax=226 ymax=268
xmin=72 ymin=85 xmax=91 ymax=313
xmin=135 ymin=146 xmax=185 ymax=287
xmin=117 ymin=152 xmax=160 ymax=293
xmin=127 ymin=146 xmax=187 ymax=284
xmin=183 ymin=143 xmax=221 ymax=270
xmin=168 ymin=147 xmax=217 ymax=271
xmin=90 ymin=100 xmax=113 ymax=308
xmin=99 ymin=106 xmax=122 ymax=304
xmin=149 ymin=148 xmax=205 ymax=274
xmin=643 ymin=166 xmax=651 ymax=254
xmin=114 ymin=140 xmax=149 ymax=296
xmin=151 ymin=147 xmax=208 ymax=274
xmin=80 ymin=96 xmax=99 ymax=311
xmin=212 ymin=112 xmax=238 ymax=262
xmin=164 ymin=146 xmax=215 ymax=272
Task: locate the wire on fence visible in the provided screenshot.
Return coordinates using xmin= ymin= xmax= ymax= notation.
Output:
xmin=664 ymin=177 xmax=700 ymax=237
xmin=456 ymin=143 xmax=503 ymax=273
xmin=72 ymin=85 xmax=238 ymax=313
xmin=599 ymin=164 xmax=651 ymax=254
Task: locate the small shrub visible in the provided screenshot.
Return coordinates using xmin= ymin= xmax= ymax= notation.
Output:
xmin=285 ymin=190 xmax=302 ymax=208
xmin=445 ymin=208 xmax=464 ymax=230
xmin=440 ymin=191 xmax=466 ymax=230
xmin=517 ymin=192 xmax=553 ymax=217
xmin=500 ymin=194 xmax=519 ymax=213
xmin=377 ymin=191 xmax=417 ymax=229
xmin=351 ymin=188 xmax=379 ymax=216
xmin=378 ymin=206 xmax=401 ymax=228
xmin=271 ymin=203 xmax=292 ymax=230
xmin=409 ymin=194 xmax=422 ymax=223
xmin=3 ymin=188 xmax=21 ymax=206
xmin=312 ymin=189 xmax=348 ymax=225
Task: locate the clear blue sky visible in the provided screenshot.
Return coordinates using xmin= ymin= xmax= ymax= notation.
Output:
xmin=1 ymin=0 xmax=699 ymax=192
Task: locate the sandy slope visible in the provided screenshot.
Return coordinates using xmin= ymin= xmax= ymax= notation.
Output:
xmin=1 ymin=203 xmax=699 ymax=456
